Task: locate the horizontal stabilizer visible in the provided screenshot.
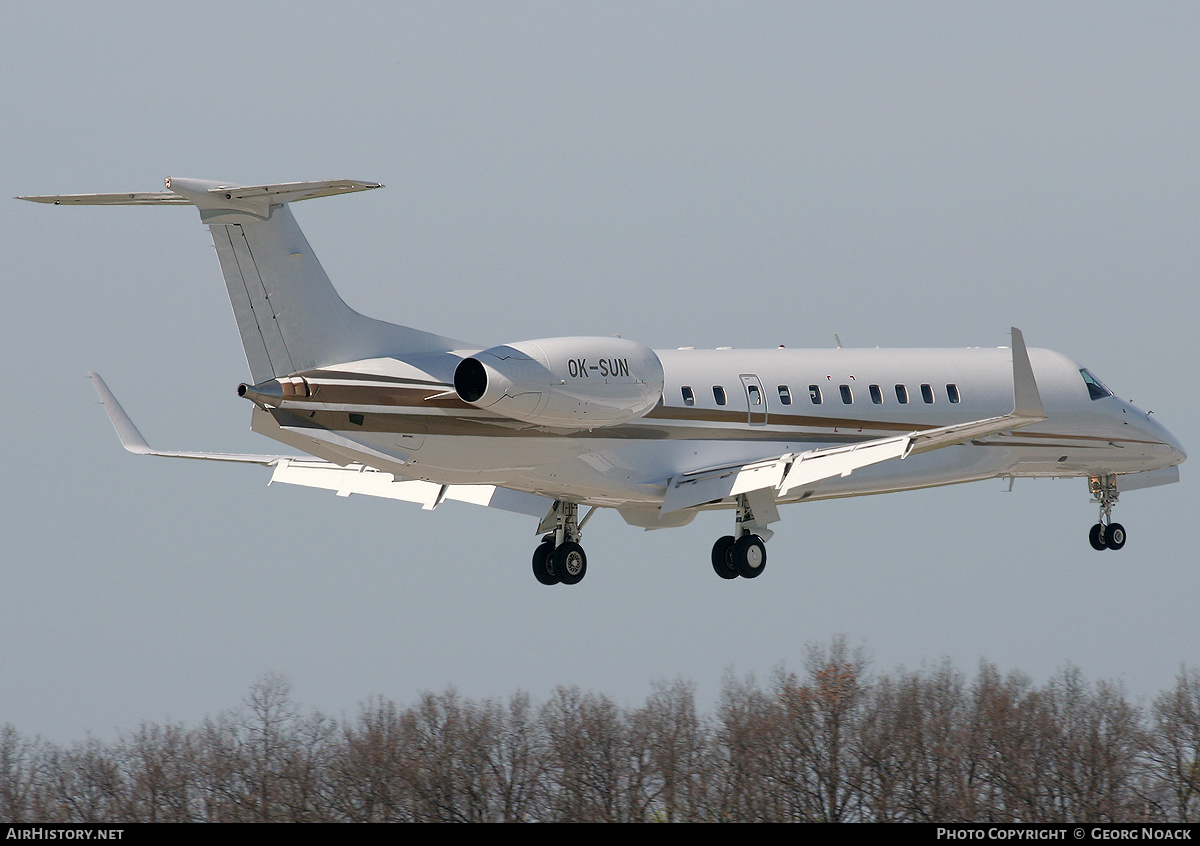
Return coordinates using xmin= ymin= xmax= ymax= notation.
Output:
xmin=18 ymin=179 xmax=380 ymax=208
xmin=19 ymin=191 xmax=189 ymax=205
xmin=205 ymin=179 xmax=381 ymax=205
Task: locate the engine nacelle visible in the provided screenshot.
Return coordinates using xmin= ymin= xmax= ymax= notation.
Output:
xmin=454 ymin=337 xmax=665 ymax=429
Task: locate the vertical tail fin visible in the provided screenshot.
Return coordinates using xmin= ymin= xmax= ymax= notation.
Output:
xmin=21 ymin=178 xmax=469 ymax=382
xmin=166 ymin=178 xmax=468 ymax=382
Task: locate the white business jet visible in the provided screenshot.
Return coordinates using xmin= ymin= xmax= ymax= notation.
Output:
xmin=20 ymin=179 xmax=1186 ymax=585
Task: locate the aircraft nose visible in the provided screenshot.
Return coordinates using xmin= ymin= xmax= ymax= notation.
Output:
xmin=1164 ymin=425 xmax=1186 ymax=465
xmin=1143 ymin=411 xmax=1186 ymax=466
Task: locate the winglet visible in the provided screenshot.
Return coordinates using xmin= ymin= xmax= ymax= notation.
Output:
xmin=1010 ymin=327 xmax=1046 ymax=420
xmin=89 ymin=371 xmax=153 ymax=454
xmin=88 ymin=372 xmax=299 ymax=466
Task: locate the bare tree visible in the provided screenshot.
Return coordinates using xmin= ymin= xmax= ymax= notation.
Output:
xmin=542 ymin=685 xmax=640 ymax=821
xmin=632 ymin=677 xmax=710 ymax=822
xmin=120 ymin=721 xmax=200 ymax=822
xmin=9 ymin=648 xmax=1200 ymax=823
xmin=772 ymin=638 xmax=871 ymax=822
xmin=1144 ymin=667 xmax=1200 ymax=822
xmin=711 ymin=671 xmax=783 ymax=821
xmin=479 ymin=692 xmax=546 ymax=822
xmin=329 ymin=696 xmax=412 ymax=822
xmin=0 ymin=723 xmax=42 ymax=822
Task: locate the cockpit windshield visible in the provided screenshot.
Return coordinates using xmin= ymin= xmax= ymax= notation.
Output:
xmin=1080 ymin=369 xmax=1113 ymax=401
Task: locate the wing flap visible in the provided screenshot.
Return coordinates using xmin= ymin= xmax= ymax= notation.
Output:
xmin=268 ymin=460 xmax=551 ymax=517
xmin=777 ymin=436 xmax=910 ymax=496
xmin=660 ymin=455 xmax=791 ymax=514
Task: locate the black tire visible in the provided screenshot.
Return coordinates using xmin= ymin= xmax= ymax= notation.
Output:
xmin=1106 ymin=523 xmax=1127 ymax=550
xmin=1089 ymin=523 xmax=1107 ymax=551
xmin=532 ymin=540 xmax=559 ymax=585
xmin=711 ymin=535 xmax=738 ymax=579
xmin=732 ymin=534 xmax=767 ymax=579
xmin=553 ymin=542 xmax=587 ymax=585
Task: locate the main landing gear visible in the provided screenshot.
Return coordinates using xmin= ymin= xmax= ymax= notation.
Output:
xmin=711 ymin=492 xmax=771 ymax=580
xmin=532 ymin=501 xmax=592 ymax=586
xmin=1087 ymin=474 xmax=1126 ymax=551
xmin=711 ymin=533 xmax=767 ymax=579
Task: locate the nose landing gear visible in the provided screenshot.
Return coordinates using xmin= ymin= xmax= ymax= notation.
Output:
xmin=1088 ymin=475 xmax=1126 ymax=551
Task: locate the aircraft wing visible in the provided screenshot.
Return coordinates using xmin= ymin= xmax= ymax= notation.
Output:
xmin=89 ymin=372 xmax=551 ymax=518
xmin=661 ymin=328 xmax=1047 ymax=514
xmin=90 ymin=372 xmax=293 ymax=466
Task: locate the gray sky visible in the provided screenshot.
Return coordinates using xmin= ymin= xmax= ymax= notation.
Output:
xmin=2 ymin=1 xmax=1197 ymax=741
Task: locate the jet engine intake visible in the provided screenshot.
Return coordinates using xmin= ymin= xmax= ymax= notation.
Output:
xmin=454 ymin=337 xmax=664 ymax=429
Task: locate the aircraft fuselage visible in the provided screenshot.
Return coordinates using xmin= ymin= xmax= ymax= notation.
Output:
xmin=243 ymin=344 xmax=1184 ymax=510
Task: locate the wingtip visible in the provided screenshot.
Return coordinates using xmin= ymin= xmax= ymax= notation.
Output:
xmin=1009 ymin=327 xmax=1046 ymax=420
xmin=89 ymin=372 xmax=154 ymax=454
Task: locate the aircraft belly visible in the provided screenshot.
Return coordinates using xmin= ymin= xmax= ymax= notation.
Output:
xmin=267 ymin=389 xmax=1175 ymax=508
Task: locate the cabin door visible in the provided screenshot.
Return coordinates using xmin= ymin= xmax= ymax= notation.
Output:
xmin=740 ymin=374 xmax=768 ymax=426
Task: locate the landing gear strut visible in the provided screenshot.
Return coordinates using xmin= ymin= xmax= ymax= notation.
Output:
xmin=1088 ymin=474 xmax=1126 ymax=551
xmin=531 ymin=501 xmax=592 ymax=585
xmin=711 ymin=493 xmax=770 ymax=580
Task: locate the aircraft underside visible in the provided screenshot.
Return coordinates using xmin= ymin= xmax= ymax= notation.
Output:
xmin=256 ymin=405 xmax=1173 ymax=585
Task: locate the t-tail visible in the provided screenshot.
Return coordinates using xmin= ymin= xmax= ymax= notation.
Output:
xmin=19 ymin=178 xmax=466 ymax=382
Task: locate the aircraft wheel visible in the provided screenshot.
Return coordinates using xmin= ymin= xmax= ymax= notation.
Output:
xmin=732 ymin=534 xmax=767 ymax=579
xmin=532 ymin=539 xmax=559 ymax=585
xmin=1106 ymin=523 xmax=1127 ymax=550
xmin=553 ymin=542 xmax=587 ymax=585
xmin=1089 ymin=523 xmax=1108 ymax=551
xmin=711 ymin=535 xmax=738 ymax=580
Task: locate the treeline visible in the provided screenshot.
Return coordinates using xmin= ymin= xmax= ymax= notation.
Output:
xmin=3 ymin=641 xmax=1198 ymax=823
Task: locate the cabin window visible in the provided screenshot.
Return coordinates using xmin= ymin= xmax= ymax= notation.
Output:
xmin=809 ymin=385 xmax=822 ymax=404
xmin=869 ymin=384 xmax=883 ymax=404
xmin=778 ymin=385 xmax=792 ymax=405
xmin=895 ymin=384 xmax=909 ymax=404
xmin=1080 ymin=369 xmax=1113 ymax=401
xmin=681 ymin=386 xmax=695 ymax=406
xmin=920 ymin=384 xmax=934 ymax=404
xmin=349 ymin=413 xmax=365 ymax=426
xmin=713 ymin=386 xmax=727 ymax=406
xmin=840 ymin=384 xmax=853 ymax=404
xmin=946 ymin=383 xmax=960 ymax=403
xmin=748 ymin=384 xmax=762 ymax=406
